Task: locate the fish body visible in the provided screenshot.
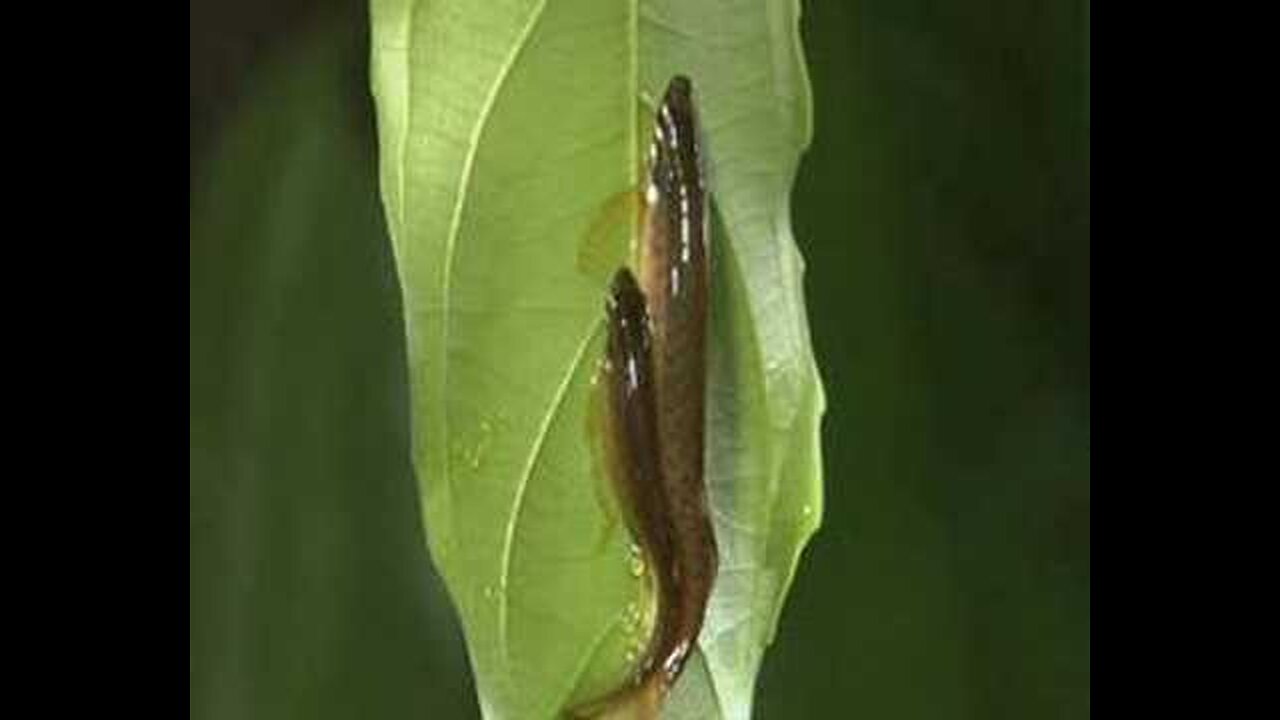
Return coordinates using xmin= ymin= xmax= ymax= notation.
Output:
xmin=636 ymin=75 xmax=716 ymax=690
xmin=585 ymin=77 xmax=716 ymax=720
xmin=576 ymin=78 xmax=716 ymax=717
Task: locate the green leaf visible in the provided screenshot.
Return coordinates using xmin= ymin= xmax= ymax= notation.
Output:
xmin=369 ymin=1 xmax=825 ymax=717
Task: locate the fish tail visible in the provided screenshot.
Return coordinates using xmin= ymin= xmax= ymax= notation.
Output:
xmin=568 ymin=672 xmax=665 ymax=720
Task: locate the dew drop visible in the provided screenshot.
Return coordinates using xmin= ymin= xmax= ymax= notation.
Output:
xmin=627 ymin=543 xmax=645 ymax=575
xmin=645 ymin=182 xmax=660 ymax=206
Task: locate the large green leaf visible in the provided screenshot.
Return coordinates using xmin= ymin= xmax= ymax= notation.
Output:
xmin=369 ymin=1 xmax=824 ymax=717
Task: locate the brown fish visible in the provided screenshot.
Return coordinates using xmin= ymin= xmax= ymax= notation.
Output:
xmin=576 ymin=76 xmax=716 ymax=719
xmin=636 ymin=75 xmax=716 ymax=692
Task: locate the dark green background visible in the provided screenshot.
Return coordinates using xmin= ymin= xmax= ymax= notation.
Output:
xmin=190 ymin=1 xmax=1089 ymax=718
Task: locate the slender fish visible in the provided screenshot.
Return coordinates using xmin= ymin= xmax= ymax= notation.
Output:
xmin=636 ymin=75 xmax=716 ymax=691
xmin=577 ymin=76 xmax=716 ymax=718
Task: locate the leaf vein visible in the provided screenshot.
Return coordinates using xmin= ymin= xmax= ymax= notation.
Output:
xmin=440 ymin=0 xmax=551 ymax=538
xmin=498 ymin=318 xmax=605 ymax=658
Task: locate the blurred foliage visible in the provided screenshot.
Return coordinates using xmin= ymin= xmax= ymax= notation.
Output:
xmin=190 ymin=1 xmax=1088 ymax=718
xmin=189 ymin=18 xmax=473 ymax=719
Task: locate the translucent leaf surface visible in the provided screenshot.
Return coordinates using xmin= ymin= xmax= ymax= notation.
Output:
xmin=370 ymin=1 xmax=825 ymax=717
